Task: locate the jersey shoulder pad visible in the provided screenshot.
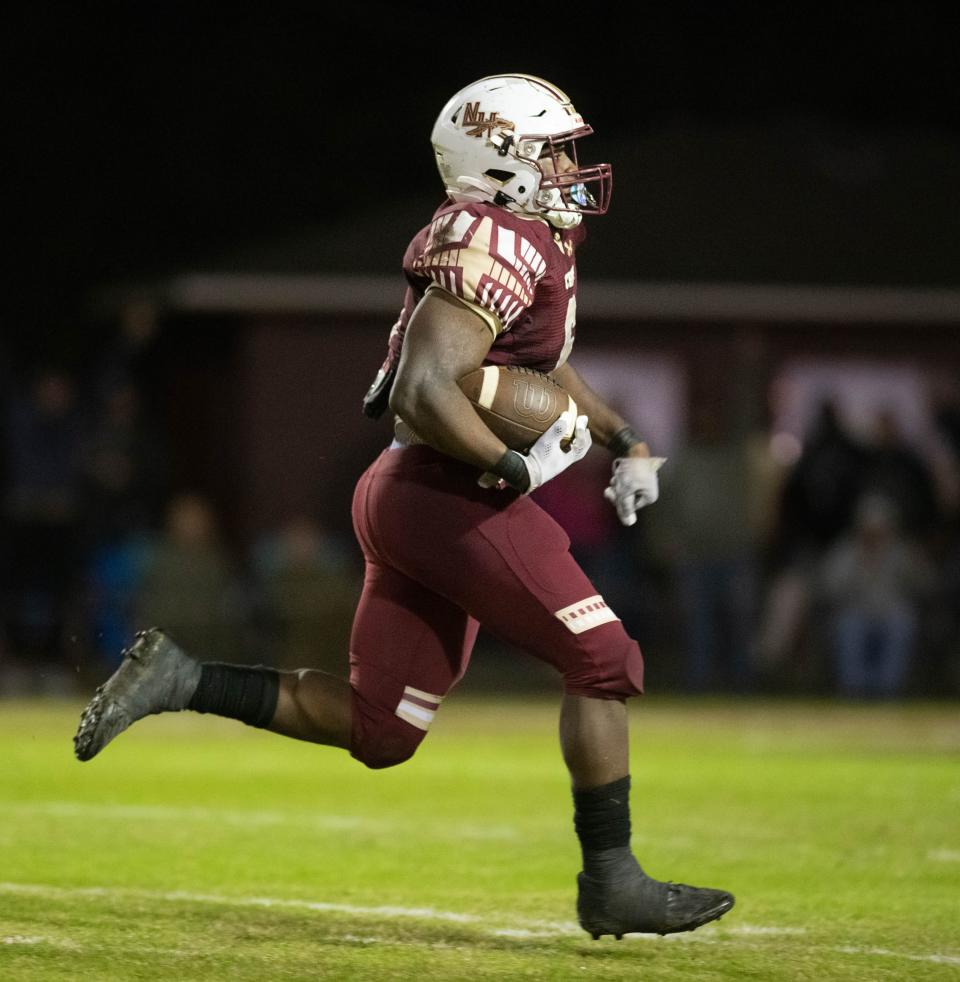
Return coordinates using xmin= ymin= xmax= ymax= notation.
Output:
xmin=410 ymin=204 xmax=549 ymax=333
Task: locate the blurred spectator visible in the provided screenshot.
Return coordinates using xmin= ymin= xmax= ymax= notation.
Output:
xmin=1 ymin=367 xmax=84 ymax=682
xmin=937 ymin=541 xmax=960 ymax=694
xmin=95 ymin=299 xmax=161 ymax=393
xmin=4 ymin=368 xmax=83 ymax=522
xmin=820 ymin=494 xmax=933 ymax=698
xmin=654 ymin=405 xmax=759 ymax=692
xmin=250 ymin=515 xmax=358 ymax=672
xmin=933 ymin=382 xmax=960 ymax=465
xmin=81 ymin=377 xmax=167 ymax=546
xmin=860 ymin=409 xmax=939 ymax=540
xmin=86 ymin=531 xmax=154 ymax=669
xmin=931 ymin=385 xmax=960 ymax=692
xmin=75 ymin=307 xmax=168 ymax=672
xmin=0 ymin=345 xmax=9 ymax=680
xmin=922 ymin=379 xmax=960 ymax=521
xmin=777 ymin=399 xmax=868 ymax=561
xmin=756 ymin=401 xmax=868 ymax=689
xmin=135 ymin=493 xmax=242 ymax=661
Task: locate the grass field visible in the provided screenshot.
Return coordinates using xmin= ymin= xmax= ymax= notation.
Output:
xmin=1 ymin=696 xmax=958 ymax=981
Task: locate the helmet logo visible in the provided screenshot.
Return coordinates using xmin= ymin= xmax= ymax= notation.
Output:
xmin=462 ymin=102 xmax=514 ymax=139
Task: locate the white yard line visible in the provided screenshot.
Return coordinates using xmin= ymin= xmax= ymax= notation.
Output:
xmin=927 ymin=848 xmax=960 ymax=863
xmin=0 ymin=800 xmax=518 ymax=841
xmin=0 ymin=881 xmax=564 ymax=932
xmin=2 ymin=934 xmax=82 ymax=951
xmin=1 ymin=933 xmax=194 ymax=957
xmin=2 ymin=880 xmax=958 ymax=967
xmin=0 ymin=881 xmax=786 ymax=938
xmin=833 ymin=945 xmax=960 ymax=967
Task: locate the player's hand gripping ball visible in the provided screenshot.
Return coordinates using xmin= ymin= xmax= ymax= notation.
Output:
xmin=604 ymin=456 xmax=667 ymax=526
xmin=523 ymin=410 xmax=592 ymax=492
xmin=477 ymin=410 xmax=592 ymax=492
xmin=458 ymin=365 xmax=578 ymax=452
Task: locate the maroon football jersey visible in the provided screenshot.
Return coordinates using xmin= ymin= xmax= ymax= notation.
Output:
xmin=380 ymin=201 xmax=586 ymax=381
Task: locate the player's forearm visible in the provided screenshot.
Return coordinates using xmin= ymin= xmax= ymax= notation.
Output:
xmin=390 ymin=376 xmax=509 ymax=471
xmin=552 ymin=363 xmax=650 ymax=458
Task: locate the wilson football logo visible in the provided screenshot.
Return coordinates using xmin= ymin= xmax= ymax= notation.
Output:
xmin=512 ymin=379 xmax=557 ymax=422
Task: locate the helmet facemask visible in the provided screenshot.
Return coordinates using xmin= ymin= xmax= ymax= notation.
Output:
xmin=487 ymin=126 xmax=611 ymax=228
xmin=527 ymin=127 xmax=612 ymax=219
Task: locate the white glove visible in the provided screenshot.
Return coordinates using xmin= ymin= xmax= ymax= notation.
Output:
xmin=479 ymin=411 xmax=592 ymax=492
xmin=524 ymin=411 xmax=592 ymax=492
xmin=603 ymin=455 xmax=666 ymax=526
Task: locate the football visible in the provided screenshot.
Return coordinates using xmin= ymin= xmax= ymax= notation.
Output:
xmin=458 ymin=365 xmax=577 ymax=452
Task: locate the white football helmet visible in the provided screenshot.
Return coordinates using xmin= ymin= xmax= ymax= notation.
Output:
xmin=431 ymin=74 xmax=612 ymax=229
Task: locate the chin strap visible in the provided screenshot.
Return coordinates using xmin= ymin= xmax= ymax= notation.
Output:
xmin=537 ymin=187 xmax=583 ymax=228
xmin=544 ymin=208 xmax=583 ymax=229
xmin=449 ymin=180 xmax=582 ymax=228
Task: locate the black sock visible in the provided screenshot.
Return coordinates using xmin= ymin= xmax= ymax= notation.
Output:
xmin=187 ymin=663 xmax=280 ymax=729
xmin=573 ymin=775 xmax=636 ymax=880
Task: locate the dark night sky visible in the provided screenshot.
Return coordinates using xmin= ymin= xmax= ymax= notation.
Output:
xmin=8 ymin=3 xmax=959 ymax=349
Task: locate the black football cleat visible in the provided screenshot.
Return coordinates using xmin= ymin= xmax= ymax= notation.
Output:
xmin=73 ymin=628 xmax=201 ymax=762
xmin=577 ymin=855 xmax=734 ymax=939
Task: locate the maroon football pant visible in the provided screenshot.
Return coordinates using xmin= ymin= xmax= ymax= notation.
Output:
xmin=348 ymin=445 xmax=644 ymax=769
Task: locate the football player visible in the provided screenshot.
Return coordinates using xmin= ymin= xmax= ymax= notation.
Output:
xmin=74 ymin=74 xmax=734 ymax=939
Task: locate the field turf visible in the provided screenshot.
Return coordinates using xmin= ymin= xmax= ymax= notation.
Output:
xmin=1 ymin=696 xmax=958 ymax=981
